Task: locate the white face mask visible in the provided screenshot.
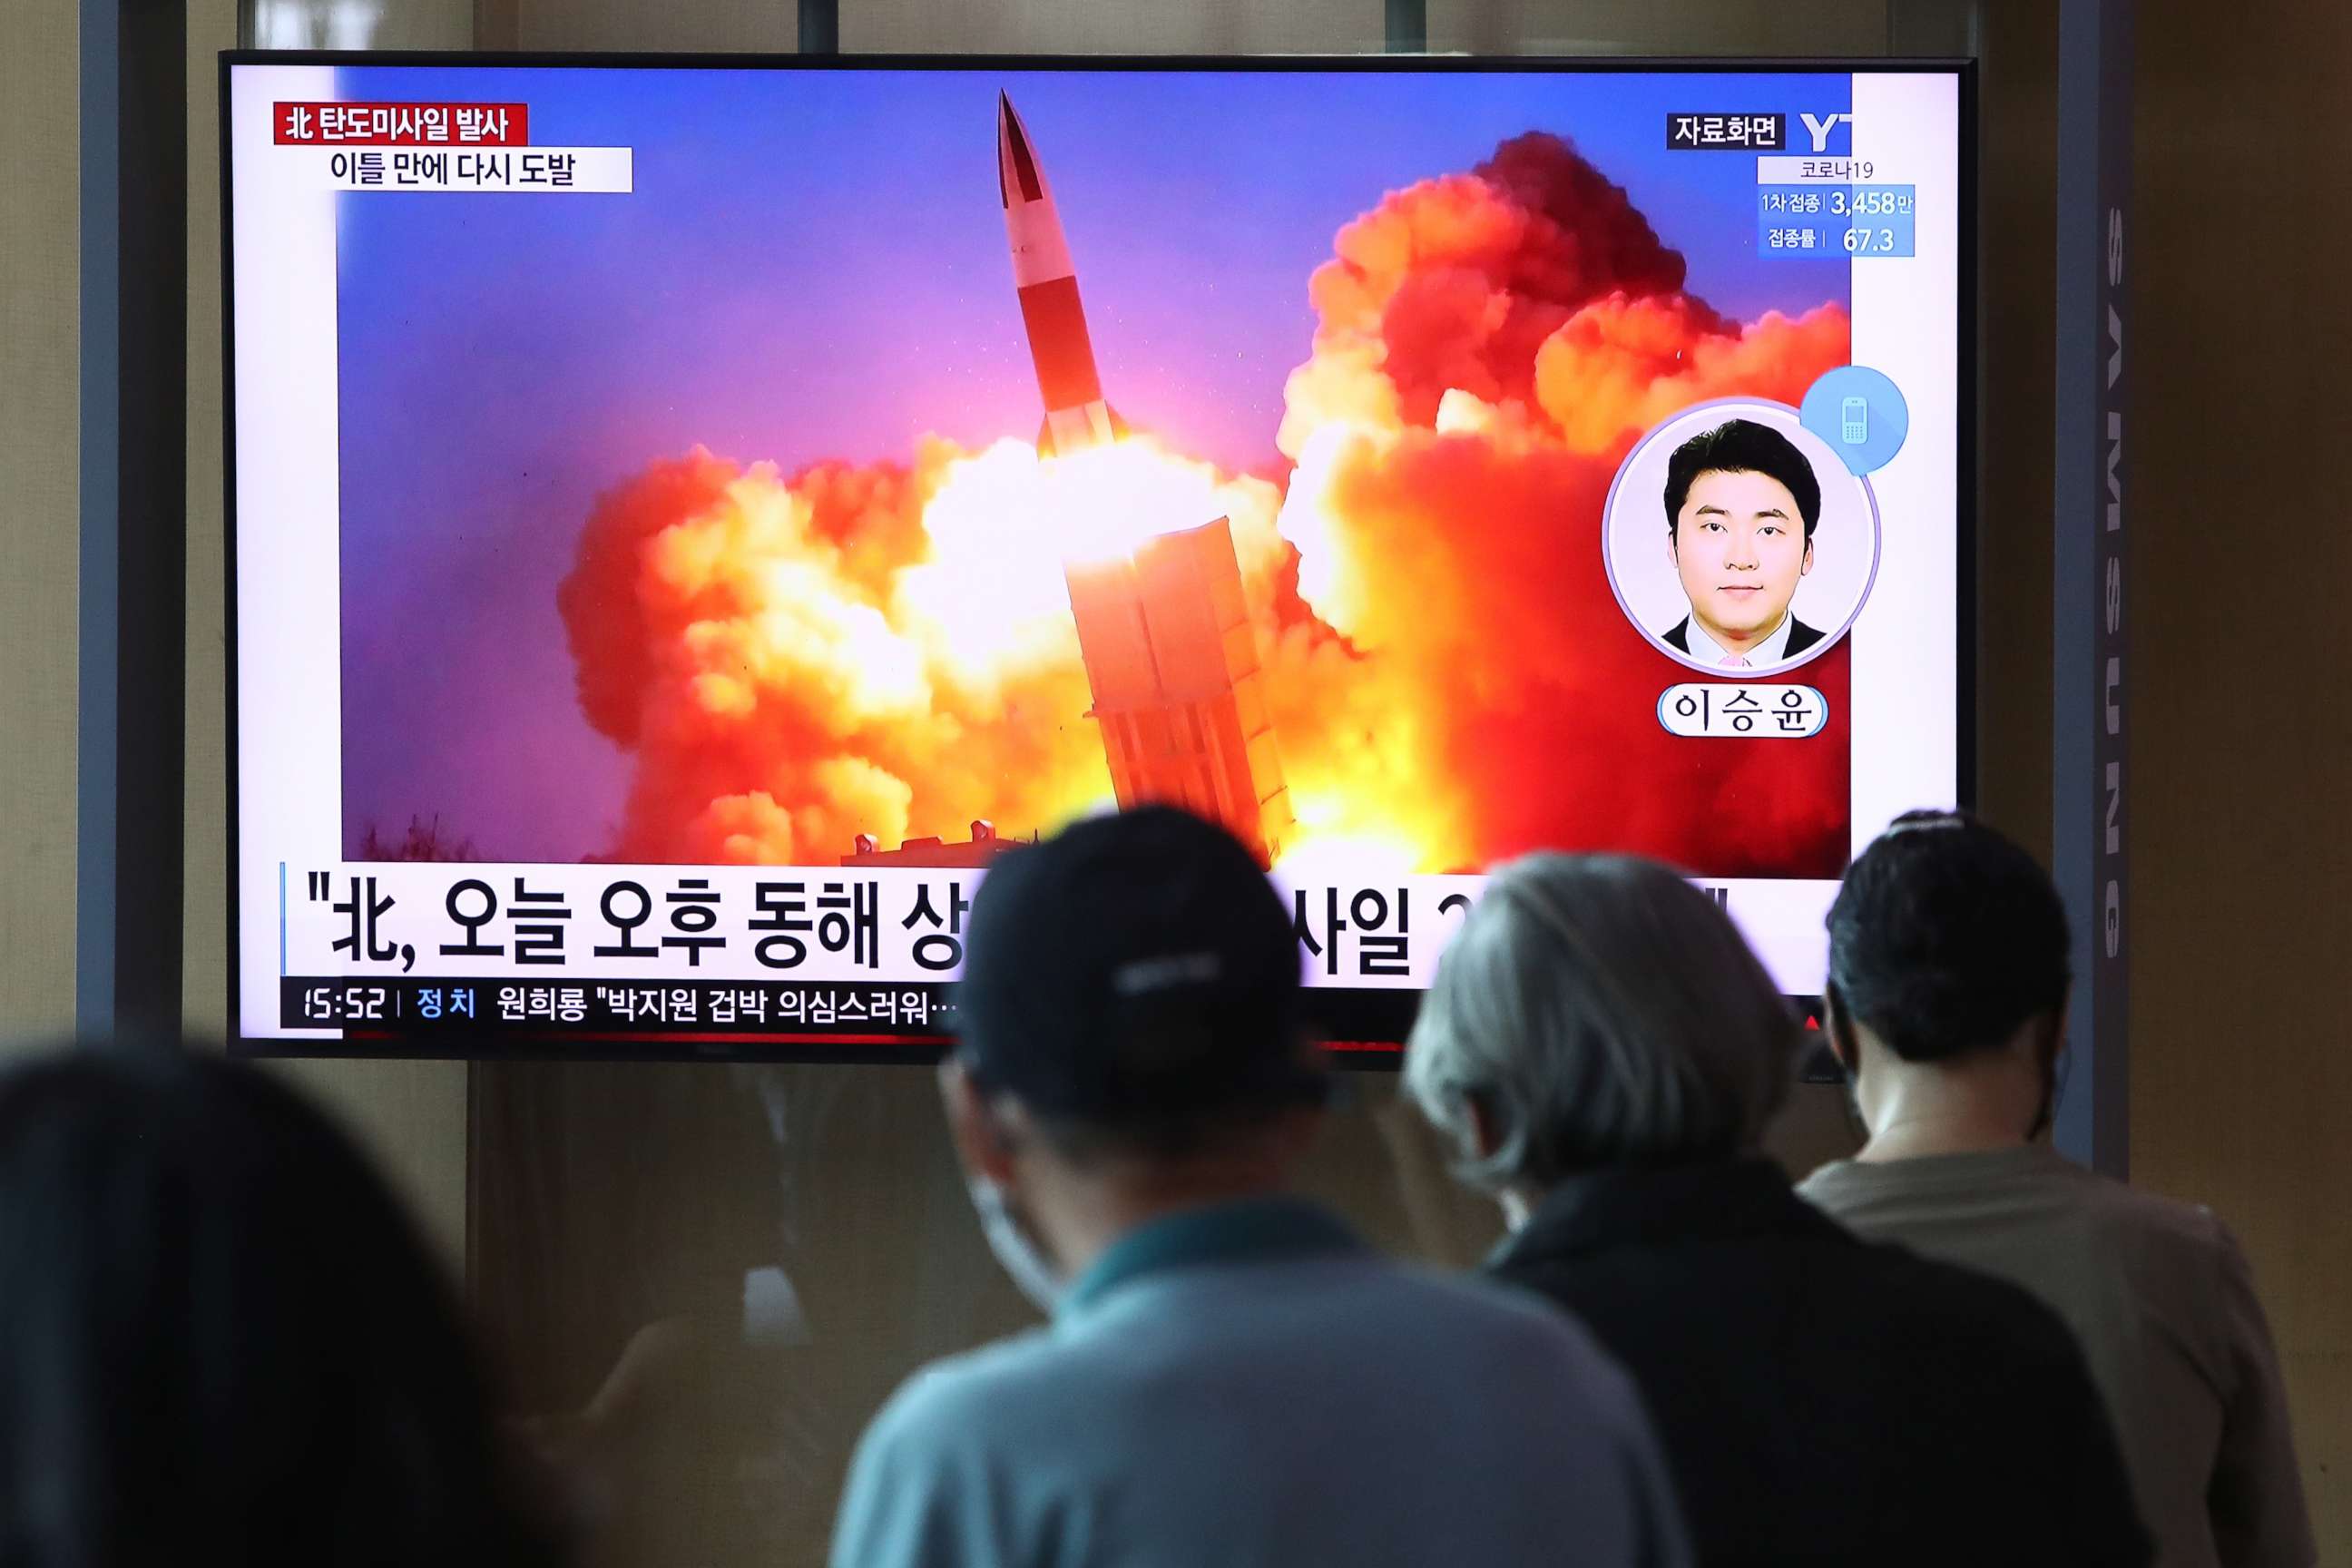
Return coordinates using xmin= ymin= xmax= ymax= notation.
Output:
xmin=967 ymin=1178 xmax=1065 ymax=1314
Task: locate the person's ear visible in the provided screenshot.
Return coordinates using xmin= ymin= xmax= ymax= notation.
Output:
xmin=1666 ymin=526 xmax=1681 ymax=567
xmin=1465 ymin=1092 xmax=1508 ymax=1162
xmin=938 ymin=1057 xmax=1019 ymax=1187
xmin=2024 ymin=997 xmax=2072 ymax=1142
xmin=1800 ymin=534 xmax=1816 ymax=575
xmin=2038 ymin=995 xmax=2073 ymax=1074
xmin=1821 ymin=985 xmax=1858 ymax=1075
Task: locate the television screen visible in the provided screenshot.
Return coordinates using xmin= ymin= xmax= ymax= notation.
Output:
xmin=223 ymin=55 xmax=1970 ymax=1059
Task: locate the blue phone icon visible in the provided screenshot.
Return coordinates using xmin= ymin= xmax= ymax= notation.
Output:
xmin=1839 ymin=396 xmax=1869 ymax=444
xmin=1803 ymin=366 xmax=1906 ymax=474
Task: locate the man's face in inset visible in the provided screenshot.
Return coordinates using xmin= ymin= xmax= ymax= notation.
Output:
xmin=1670 ymin=467 xmax=1815 ymax=650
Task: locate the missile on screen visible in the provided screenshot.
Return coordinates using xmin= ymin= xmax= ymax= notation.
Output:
xmin=999 ymin=93 xmax=1125 ymax=456
xmin=995 ymin=94 xmax=1290 ymax=863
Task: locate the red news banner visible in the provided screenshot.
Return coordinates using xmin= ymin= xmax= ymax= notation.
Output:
xmin=275 ymin=102 xmax=528 ymax=145
xmin=272 ymin=102 xmax=632 ymax=193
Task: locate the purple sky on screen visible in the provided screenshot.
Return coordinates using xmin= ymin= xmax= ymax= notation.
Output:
xmin=328 ymin=64 xmax=1852 ymax=860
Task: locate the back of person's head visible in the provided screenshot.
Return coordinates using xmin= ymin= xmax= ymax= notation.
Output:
xmin=1828 ymin=810 xmax=2072 ymax=1063
xmin=0 ymin=1043 xmax=560 ymax=1568
xmin=954 ymin=805 xmax=1324 ymax=1163
xmin=1406 ymin=854 xmax=1798 ymax=1190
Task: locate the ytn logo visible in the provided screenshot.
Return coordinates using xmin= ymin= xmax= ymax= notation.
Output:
xmin=1801 ymin=112 xmax=1853 ymax=153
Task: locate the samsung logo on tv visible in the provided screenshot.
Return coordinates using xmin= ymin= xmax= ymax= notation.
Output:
xmin=2102 ymin=205 xmax=2124 ymax=963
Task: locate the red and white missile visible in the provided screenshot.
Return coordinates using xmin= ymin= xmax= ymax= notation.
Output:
xmin=999 ymin=93 xmax=1124 ymax=456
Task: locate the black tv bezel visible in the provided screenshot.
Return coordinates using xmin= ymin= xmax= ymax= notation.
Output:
xmin=220 ymin=51 xmax=1979 ymax=1066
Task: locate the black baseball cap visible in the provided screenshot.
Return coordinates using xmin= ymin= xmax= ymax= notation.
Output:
xmin=955 ymin=805 xmax=1322 ymax=1124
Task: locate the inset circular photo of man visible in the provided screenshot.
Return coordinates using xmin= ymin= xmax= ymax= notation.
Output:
xmin=1602 ymin=400 xmax=1880 ymax=676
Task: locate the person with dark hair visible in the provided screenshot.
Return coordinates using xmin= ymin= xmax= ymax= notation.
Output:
xmin=830 ymin=807 xmax=1689 ymax=1568
xmin=1801 ymin=811 xmax=2316 ymax=1568
xmin=1658 ymin=416 xmax=1825 ymax=667
xmin=1407 ymin=853 xmax=2150 ymax=1568
xmin=0 ymin=1043 xmax=564 ymax=1568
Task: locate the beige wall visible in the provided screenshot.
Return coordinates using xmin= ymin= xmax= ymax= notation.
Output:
xmin=1971 ymin=3 xmax=2056 ymax=859
xmin=1875 ymin=6 xmax=2352 ymax=1545
xmin=842 ymin=0 xmax=1380 ymax=54
xmin=0 ymin=0 xmax=476 ymax=1269
xmin=495 ymin=0 xmax=1888 ymax=56
xmin=186 ymin=0 xmax=233 ymax=1044
xmin=497 ymin=0 xmax=1380 ymax=52
xmin=2129 ymin=3 xmax=2351 ymax=1551
xmin=1433 ymin=0 xmax=1886 ymax=55
xmin=0 ymin=0 xmax=83 ymax=1051
xmin=185 ymin=0 xmax=474 ymax=1263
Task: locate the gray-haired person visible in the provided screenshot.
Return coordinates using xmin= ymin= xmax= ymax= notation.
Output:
xmin=1406 ymin=853 xmax=2151 ymax=1568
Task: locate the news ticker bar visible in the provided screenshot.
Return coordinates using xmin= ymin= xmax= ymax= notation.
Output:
xmin=269 ymin=977 xmax=1843 ymax=1074
xmin=280 ymin=975 xmax=956 ymax=1035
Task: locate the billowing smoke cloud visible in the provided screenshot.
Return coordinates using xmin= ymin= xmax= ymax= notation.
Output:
xmin=562 ymin=131 xmax=1853 ymax=877
xmin=1268 ymin=132 xmax=1853 ymax=875
xmin=558 ymin=442 xmax=1112 ymax=863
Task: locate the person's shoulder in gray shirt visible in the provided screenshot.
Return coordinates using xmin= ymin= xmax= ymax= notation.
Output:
xmin=831 ymin=1202 xmax=1687 ymax=1568
xmin=1805 ymin=808 xmax=2314 ymax=1568
xmin=1801 ymin=1148 xmax=2313 ymax=1568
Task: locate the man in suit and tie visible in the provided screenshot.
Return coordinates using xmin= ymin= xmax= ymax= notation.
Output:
xmin=1657 ymin=418 xmax=1826 ymax=670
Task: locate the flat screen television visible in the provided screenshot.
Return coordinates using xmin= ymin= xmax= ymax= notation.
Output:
xmin=222 ymin=54 xmax=1973 ymax=1060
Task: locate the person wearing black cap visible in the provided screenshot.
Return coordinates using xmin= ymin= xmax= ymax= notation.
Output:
xmin=828 ymin=806 xmax=1690 ymax=1568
